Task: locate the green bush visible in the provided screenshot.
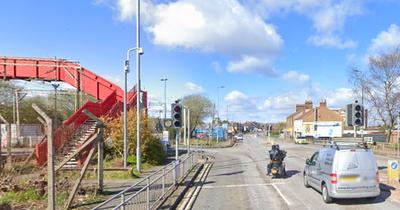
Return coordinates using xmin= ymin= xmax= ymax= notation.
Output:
xmin=142 ymin=136 xmax=166 ymax=165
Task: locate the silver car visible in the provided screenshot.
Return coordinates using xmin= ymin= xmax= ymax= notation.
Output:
xmin=303 ymin=143 xmax=380 ymax=203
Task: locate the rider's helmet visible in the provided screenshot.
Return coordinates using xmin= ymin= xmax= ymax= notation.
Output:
xmin=272 ymin=145 xmax=277 ymax=150
xmin=275 ymin=144 xmax=280 ymax=150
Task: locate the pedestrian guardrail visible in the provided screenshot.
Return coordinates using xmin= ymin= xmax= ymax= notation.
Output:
xmin=92 ymin=152 xmax=199 ymax=210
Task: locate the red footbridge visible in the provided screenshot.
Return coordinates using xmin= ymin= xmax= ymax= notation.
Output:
xmin=0 ymin=57 xmax=147 ymax=167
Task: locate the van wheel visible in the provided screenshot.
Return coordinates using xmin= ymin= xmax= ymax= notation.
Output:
xmin=322 ymin=184 xmax=333 ymax=203
xmin=303 ymin=173 xmax=310 ymax=188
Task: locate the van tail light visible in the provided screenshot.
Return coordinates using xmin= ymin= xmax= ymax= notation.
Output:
xmin=331 ymin=173 xmax=337 ymax=184
xmin=376 ymin=172 xmax=380 ymax=183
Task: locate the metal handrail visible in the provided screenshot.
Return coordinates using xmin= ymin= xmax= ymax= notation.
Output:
xmin=92 ymin=152 xmax=198 ymax=210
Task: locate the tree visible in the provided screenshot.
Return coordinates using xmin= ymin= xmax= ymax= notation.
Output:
xmin=349 ymin=46 xmax=400 ymax=142
xmin=102 ymin=108 xmax=165 ymax=165
xmin=0 ymin=80 xmax=16 ymax=123
xmin=181 ymin=94 xmax=213 ymax=135
xmin=273 ymin=122 xmax=286 ymax=135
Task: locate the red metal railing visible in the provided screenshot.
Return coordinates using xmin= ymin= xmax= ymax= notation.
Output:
xmin=0 ymin=57 xmax=146 ymax=166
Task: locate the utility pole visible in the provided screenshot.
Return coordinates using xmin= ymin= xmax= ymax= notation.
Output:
xmin=15 ymin=89 xmax=20 ymax=145
xmin=52 ymin=83 xmax=60 ymax=131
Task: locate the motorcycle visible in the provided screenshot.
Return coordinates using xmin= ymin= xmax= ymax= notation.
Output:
xmin=270 ymin=157 xmax=286 ymax=178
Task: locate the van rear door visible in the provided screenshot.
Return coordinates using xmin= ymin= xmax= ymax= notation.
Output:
xmin=335 ymin=149 xmax=378 ymax=193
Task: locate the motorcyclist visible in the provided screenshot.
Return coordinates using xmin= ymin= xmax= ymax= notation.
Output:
xmin=267 ymin=144 xmax=287 ymax=176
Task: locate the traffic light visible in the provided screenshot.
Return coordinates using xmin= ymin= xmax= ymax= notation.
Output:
xmin=352 ymin=103 xmax=364 ymax=126
xmin=346 ymin=103 xmax=353 ymax=126
xmin=171 ymin=103 xmax=182 ymax=128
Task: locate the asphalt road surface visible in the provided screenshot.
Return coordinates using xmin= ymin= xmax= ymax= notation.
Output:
xmin=184 ymin=134 xmax=400 ymax=210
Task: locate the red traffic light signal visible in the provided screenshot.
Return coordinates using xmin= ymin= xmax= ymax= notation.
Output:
xmin=355 ymin=104 xmax=361 ymax=111
xmin=171 ymin=103 xmax=182 ymax=128
xmin=174 ymin=106 xmax=180 ymax=112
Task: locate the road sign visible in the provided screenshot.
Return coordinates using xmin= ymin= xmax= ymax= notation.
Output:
xmin=388 ymin=160 xmax=399 ymax=184
xmin=391 ymin=162 xmax=398 ymax=170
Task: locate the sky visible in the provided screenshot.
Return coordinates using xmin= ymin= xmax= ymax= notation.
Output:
xmin=1 ymin=0 xmax=400 ymax=123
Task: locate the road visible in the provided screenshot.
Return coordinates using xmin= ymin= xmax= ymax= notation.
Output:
xmin=181 ymin=134 xmax=400 ymax=210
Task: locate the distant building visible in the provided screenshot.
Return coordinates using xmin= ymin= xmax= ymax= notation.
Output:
xmin=287 ymin=100 xmax=344 ymax=139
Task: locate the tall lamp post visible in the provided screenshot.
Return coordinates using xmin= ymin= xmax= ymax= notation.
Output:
xmin=227 ymin=105 xmax=231 ymax=139
xmin=160 ymin=78 xmax=168 ymax=120
xmin=124 ymin=46 xmax=143 ymax=169
xmin=354 ymin=69 xmax=364 ymax=137
xmin=217 ymin=86 xmax=225 ymax=143
xmin=51 ymin=83 xmax=60 ymax=131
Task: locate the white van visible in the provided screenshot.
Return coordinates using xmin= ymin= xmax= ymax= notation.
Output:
xmin=303 ymin=141 xmax=380 ymax=203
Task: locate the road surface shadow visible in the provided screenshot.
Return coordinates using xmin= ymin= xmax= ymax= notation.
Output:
xmin=378 ymin=166 xmax=387 ymax=170
xmin=216 ymin=170 xmax=244 ymax=176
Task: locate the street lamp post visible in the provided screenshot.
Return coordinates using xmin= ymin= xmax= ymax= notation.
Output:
xmin=51 ymin=83 xmax=60 ymax=131
xmin=188 ymin=109 xmax=191 ymax=153
xmin=124 ymin=46 xmax=143 ymax=169
xmin=354 ymin=69 xmax=365 ymax=138
xmin=160 ymin=78 xmax=168 ymax=120
xmin=217 ymin=86 xmax=225 ymax=143
xmin=397 ymin=113 xmax=399 ymax=156
xmin=227 ymin=105 xmax=231 ymax=140
xmin=184 ymin=106 xmax=188 ymax=152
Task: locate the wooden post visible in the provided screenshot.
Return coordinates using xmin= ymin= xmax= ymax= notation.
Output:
xmin=82 ymin=109 xmax=104 ymax=194
xmin=64 ymin=109 xmax=103 ymax=210
xmin=98 ymin=127 xmax=104 ymax=194
xmin=64 ymin=109 xmax=104 ymax=209
xmin=32 ymin=104 xmax=55 ymax=210
xmin=0 ymin=114 xmax=13 ymax=171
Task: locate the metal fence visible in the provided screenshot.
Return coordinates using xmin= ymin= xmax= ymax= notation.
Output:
xmin=92 ymin=152 xmax=199 ymax=210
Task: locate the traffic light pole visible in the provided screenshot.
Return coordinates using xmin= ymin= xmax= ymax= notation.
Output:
xmin=354 ymin=125 xmax=357 ymax=138
xmin=175 ymin=128 xmax=179 ymax=160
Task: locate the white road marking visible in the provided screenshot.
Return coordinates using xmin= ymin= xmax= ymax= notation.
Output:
xmin=272 ymin=183 xmax=292 ymax=206
xmin=202 ymin=182 xmax=285 ymax=189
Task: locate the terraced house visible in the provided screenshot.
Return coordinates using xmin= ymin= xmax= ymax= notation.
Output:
xmin=287 ymin=100 xmax=343 ymax=140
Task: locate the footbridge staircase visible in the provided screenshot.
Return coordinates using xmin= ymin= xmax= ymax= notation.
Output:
xmin=0 ymin=57 xmax=147 ymax=167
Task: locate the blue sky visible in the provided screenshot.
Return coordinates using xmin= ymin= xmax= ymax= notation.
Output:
xmin=1 ymin=0 xmax=400 ymax=123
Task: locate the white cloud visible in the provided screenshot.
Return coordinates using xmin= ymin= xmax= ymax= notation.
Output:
xmin=283 ymin=71 xmax=310 ymax=86
xmin=148 ymin=94 xmax=159 ymax=100
xmin=368 ymin=24 xmax=400 ymax=54
xmin=211 ymin=61 xmax=222 ymax=74
xmin=326 ymin=88 xmax=353 ymax=107
xmin=224 ymin=90 xmax=258 ymax=108
xmin=184 ymin=82 xmax=204 ymax=94
xmin=307 ymin=34 xmax=357 ymax=49
xmin=227 ymin=55 xmax=278 ymax=76
xmin=115 ymin=0 xmax=155 ymax=24
xmin=250 ymin=0 xmax=363 ymax=49
xmin=105 ymin=0 xmax=284 ymax=76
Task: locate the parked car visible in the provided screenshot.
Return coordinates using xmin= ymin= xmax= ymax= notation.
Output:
xmin=303 ymin=141 xmax=380 ymax=203
xmin=294 ymin=136 xmax=307 ymax=144
xmin=235 ymin=133 xmax=243 ymax=140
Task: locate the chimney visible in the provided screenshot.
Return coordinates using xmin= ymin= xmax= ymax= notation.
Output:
xmin=305 ymin=100 xmax=313 ymax=109
xmin=296 ymin=104 xmax=305 ymax=112
xmin=319 ymin=99 xmax=327 ymax=108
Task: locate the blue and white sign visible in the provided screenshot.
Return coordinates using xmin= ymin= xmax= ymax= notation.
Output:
xmin=391 ymin=162 xmax=398 ymax=170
